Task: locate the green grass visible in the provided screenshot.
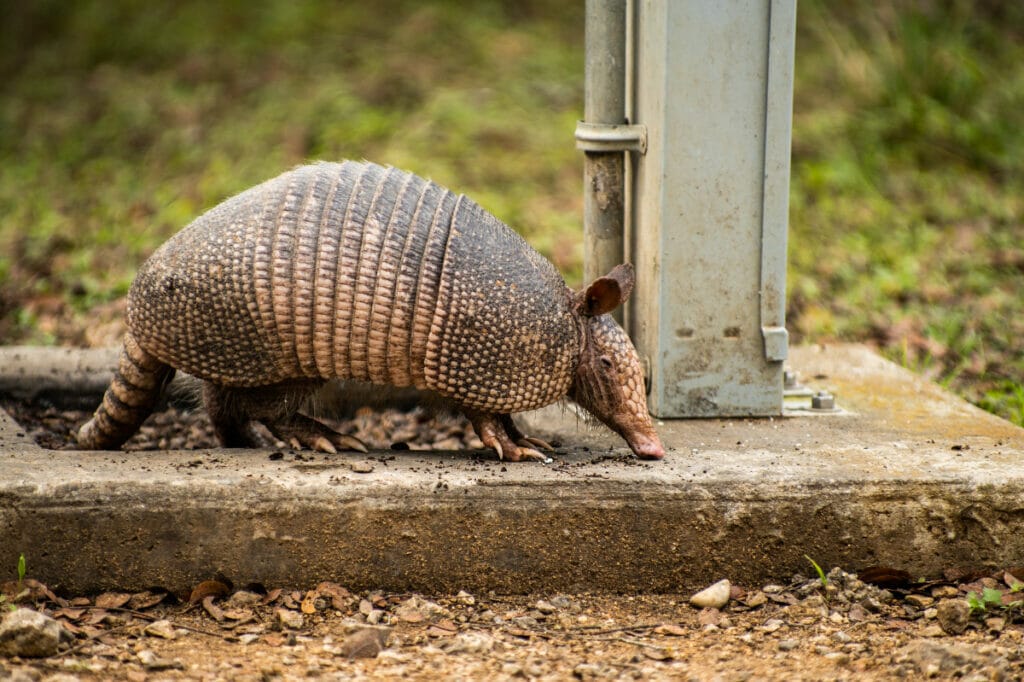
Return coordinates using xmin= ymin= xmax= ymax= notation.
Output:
xmin=789 ymin=1 xmax=1024 ymax=423
xmin=1 ymin=0 xmax=1022 ymax=425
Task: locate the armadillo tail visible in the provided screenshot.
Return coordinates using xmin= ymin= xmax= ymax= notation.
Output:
xmin=77 ymin=332 xmax=174 ymax=450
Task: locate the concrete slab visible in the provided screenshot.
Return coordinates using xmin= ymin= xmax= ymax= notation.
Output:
xmin=1 ymin=344 xmax=1022 ymax=595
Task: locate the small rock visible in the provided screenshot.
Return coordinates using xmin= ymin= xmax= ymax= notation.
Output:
xmin=788 ymin=595 xmax=827 ymax=621
xmin=511 ymin=615 xmax=539 ymax=630
xmin=762 ymin=584 xmax=786 ymax=594
xmin=742 ymin=591 xmax=767 ymax=608
xmin=395 ymin=596 xmax=449 ymax=623
xmin=350 ymin=461 xmax=374 ymax=474
xmin=573 ymin=663 xmax=604 ymax=680
xmin=534 ymin=600 xmax=556 ymax=615
xmin=366 ymin=609 xmax=385 ymax=625
xmin=936 ymin=599 xmax=971 ymax=635
xmin=441 ymin=631 xmax=496 ymax=655
xmin=690 ymin=579 xmax=731 ymax=609
xmin=984 ymin=617 xmax=1005 ymax=634
xmin=238 ymin=634 xmax=260 ymax=645
xmin=824 ymin=652 xmax=850 ymax=664
xmin=276 ymin=608 xmax=304 ymax=630
xmin=931 ymin=585 xmax=960 ymax=599
xmin=778 ymin=639 xmax=799 ymax=651
xmin=860 ymin=596 xmax=884 ymax=613
xmin=501 ymin=662 xmax=522 ymax=676
xmin=923 ymin=607 xmax=938 ymax=620
xmin=832 ymin=630 xmax=852 ymax=644
xmin=338 ymin=627 xmax=391 ymax=659
xmin=136 ymin=649 xmax=183 ymax=671
xmin=903 ymin=639 xmax=1009 ymax=678
xmin=549 ymin=595 xmax=579 ymax=612
xmin=905 ymin=594 xmax=934 ymax=608
xmin=0 ymin=608 xmax=68 ymax=658
xmin=697 ymin=608 xmax=722 ymax=627
xmin=921 ymin=624 xmax=947 ymax=637
xmin=760 ymin=618 xmax=784 ymax=633
xmin=143 ymin=619 xmax=176 ymax=640
xmin=847 ymin=603 xmax=870 ymax=622
xmin=454 ymin=590 xmax=476 ymax=606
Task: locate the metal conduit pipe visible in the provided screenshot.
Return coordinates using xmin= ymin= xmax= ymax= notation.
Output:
xmin=578 ymin=0 xmax=645 ymax=323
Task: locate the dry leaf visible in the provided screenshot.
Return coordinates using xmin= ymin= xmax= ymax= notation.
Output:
xmin=654 ymin=623 xmax=687 ymax=636
xmin=128 ymin=591 xmax=167 ymax=610
xmin=859 ymin=566 xmax=912 ymax=589
xmin=52 ymin=607 xmax=86 ymax=621
xmin=315 ymin=582 xmax=352 ymax=611
xmin=189 ymin=580 xmax=231 ymax=605
xmin=263 ymin=633 xmax=286 ymax=647
xmin=263 ymin=588 xmax=283 ymax=605
xmin=86 ymin=609 xmax=110 ymax=625
xmin=301 ymin=592 xmax=318 ymax=615
xmin=427 ymin=619 xmax=458 ymax=637
xmin=202 ymin=595 xmax=225 ymax=622
xmin=223 ymin=606 xmax=254 ymax=618
xmin=95 ymin=592 xmax=132 ymax=609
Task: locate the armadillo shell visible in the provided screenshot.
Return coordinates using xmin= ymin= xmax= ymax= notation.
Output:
xmin=128 ymin=161 xmax=577 ymax=414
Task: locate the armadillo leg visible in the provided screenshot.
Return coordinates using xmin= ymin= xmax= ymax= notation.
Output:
xmin=464 ymin=409 xmax=550 ymax=463
xmin=499 ymin=414 xmax=555 ymax=452
xmin=202 ymin=382 xmax=263 ymax=447
xmin=77 ymin=332 xmax=174 ymax=450
xmin=204 ymin=380 xmax=367 ymax=453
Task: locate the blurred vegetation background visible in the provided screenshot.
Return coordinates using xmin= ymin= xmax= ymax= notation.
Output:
xmin=1 ymin=0 xmax=1021 ymax=425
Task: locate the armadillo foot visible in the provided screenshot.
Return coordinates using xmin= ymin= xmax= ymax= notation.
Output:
xmin=466 ymin=410 xmax=552 ymax=463
xmin=267 ymin=414 xmax=368 ymax=454
xmin=499 ymin=414 xmax=554 ymax=452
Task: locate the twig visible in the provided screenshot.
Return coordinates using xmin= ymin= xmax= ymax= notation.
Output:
xmin=567 ymin=622 xmax=665 ymax=635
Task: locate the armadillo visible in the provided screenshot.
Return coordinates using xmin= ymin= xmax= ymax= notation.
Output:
xmin=77 ymin=161 xmax=665 ymax=461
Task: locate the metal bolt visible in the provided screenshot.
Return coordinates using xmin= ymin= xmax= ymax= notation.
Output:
xmin=811 ymin=391 xmax=835 ymax=410
xmin=783 ymin=369 xmax=797 ymax=389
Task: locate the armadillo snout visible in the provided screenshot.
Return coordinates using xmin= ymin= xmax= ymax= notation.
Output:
xmin=623 ymin=428 xmax=665 ymax=459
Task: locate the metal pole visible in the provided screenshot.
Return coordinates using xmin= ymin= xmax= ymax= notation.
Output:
xmin=582 ymin=0 xmax=627 ymax=304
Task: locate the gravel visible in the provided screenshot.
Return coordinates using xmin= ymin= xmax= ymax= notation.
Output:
xmin=0 ymin=568 xmax=1020 ymax=680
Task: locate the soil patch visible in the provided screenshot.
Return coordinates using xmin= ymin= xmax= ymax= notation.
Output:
xmin=1 ymin=569 xmax=1022 ymax=681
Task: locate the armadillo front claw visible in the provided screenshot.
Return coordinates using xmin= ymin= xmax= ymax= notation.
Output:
xmin=333 ymin=434 xmax=368 ymax=453
xmin=514 ymin=446 xmax=551 ymax=463
xmin=516 ymin=436 xmax=554 ymax=452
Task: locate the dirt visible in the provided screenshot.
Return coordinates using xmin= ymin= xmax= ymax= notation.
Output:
xmin=1 ymin=569 xmax=1022 ymax=681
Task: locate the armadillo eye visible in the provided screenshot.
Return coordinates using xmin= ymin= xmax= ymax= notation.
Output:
xmin=599 ymin=355 xmax=614 ymax=369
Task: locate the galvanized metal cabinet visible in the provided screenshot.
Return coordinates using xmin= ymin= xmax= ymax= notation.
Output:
xmin=628 ymin=0 xmax=796 ymax=417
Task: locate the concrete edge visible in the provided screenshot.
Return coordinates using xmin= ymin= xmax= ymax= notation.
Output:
xmin=1 ymin=343 xmax=1023 ymax=595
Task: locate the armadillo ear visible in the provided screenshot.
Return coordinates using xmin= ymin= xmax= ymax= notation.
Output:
xmin=579 ymin=263 xmax=636 ymax=317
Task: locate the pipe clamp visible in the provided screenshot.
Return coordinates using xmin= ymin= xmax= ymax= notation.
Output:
xmin=575 ymin=121 xmax=647 ymax=154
